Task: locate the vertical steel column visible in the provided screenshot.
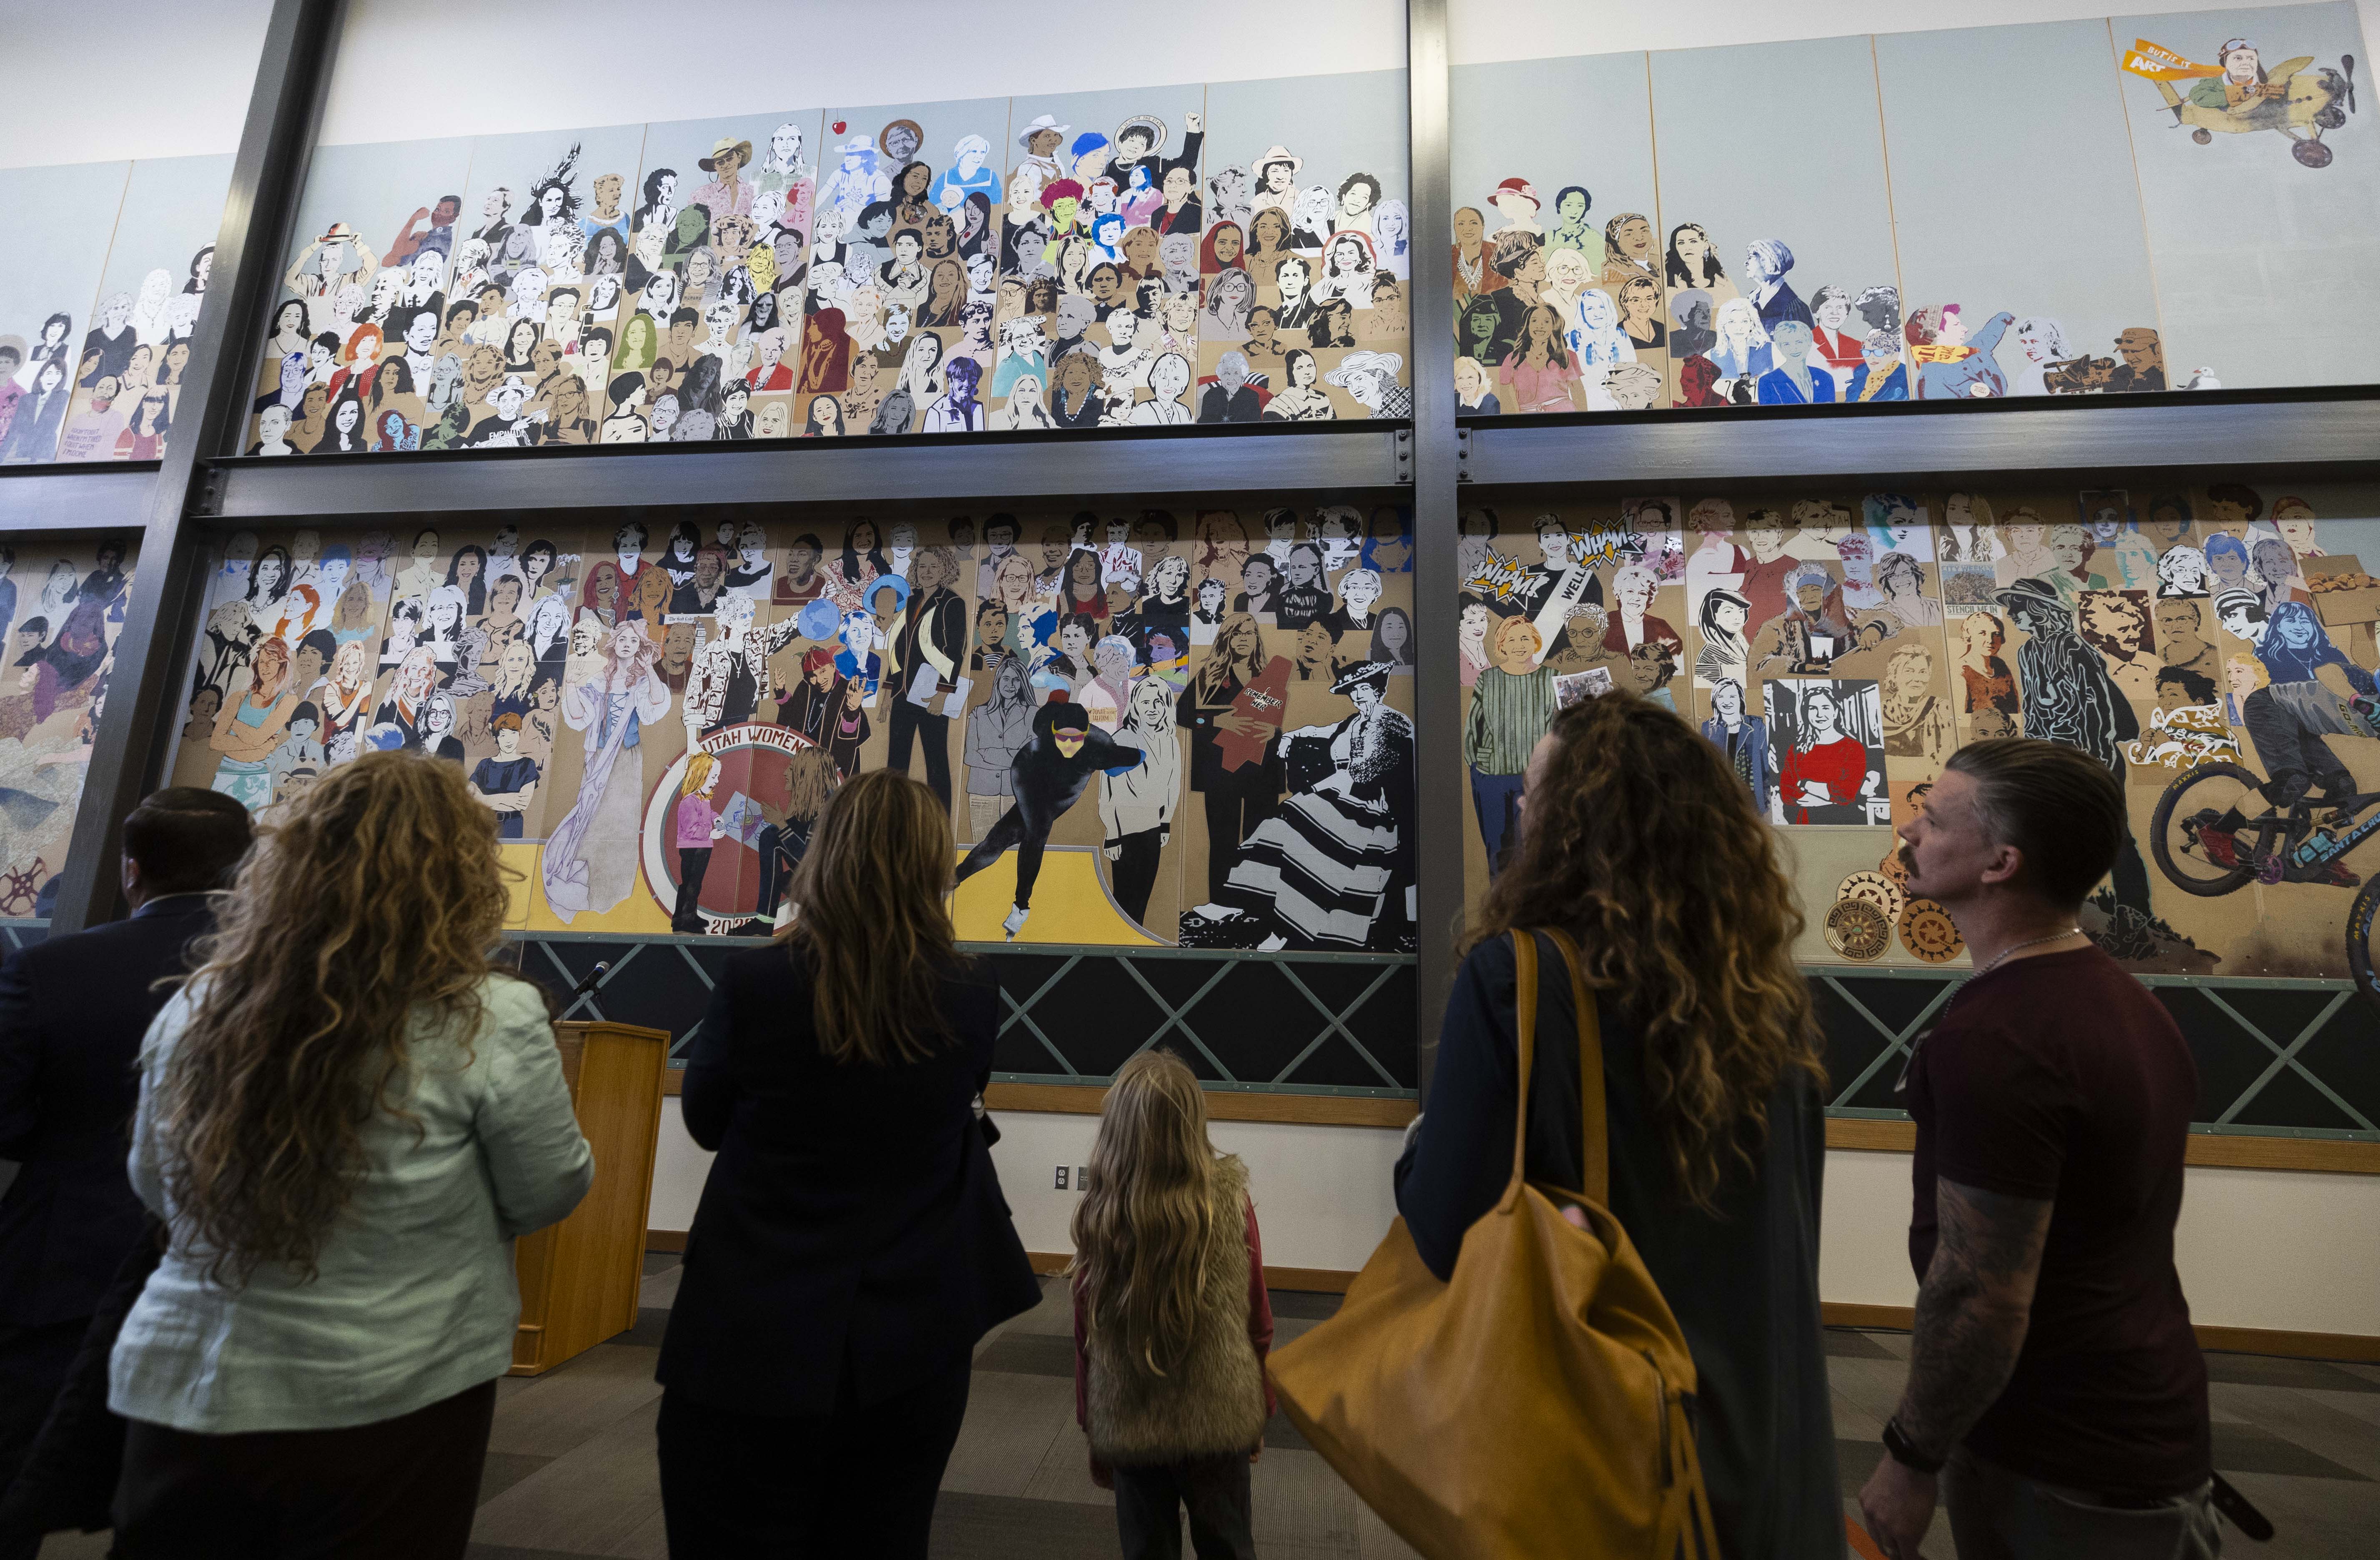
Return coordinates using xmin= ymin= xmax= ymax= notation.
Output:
xmin=48 ymin=0 xmax=347 ymax=934
xmin=1405 ymin=0 xmax=1461 ymax=1098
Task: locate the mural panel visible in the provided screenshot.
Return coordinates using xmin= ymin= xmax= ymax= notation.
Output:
xmin=1448 ymin=2 xmax=2375 ymax=414
xmin=1455 ymin=478 xmax=2380 ymax=992
xmin=0 ymin=156 xmax=228 ymax=465
xmin=0 ymin=533 xmax=141 ymax=915
xmin=236 ymin=67 xmax=1412 ymax=456
xmin=166 ymin=506 xmax=1416 ymax=952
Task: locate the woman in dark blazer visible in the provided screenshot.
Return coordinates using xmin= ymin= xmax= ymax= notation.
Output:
xmin=657 ymin=769 xmax=1035 ymax=1557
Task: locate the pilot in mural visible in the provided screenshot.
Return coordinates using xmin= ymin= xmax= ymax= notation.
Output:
xmin=2130 ymin=34 xmax=2360 ymax=168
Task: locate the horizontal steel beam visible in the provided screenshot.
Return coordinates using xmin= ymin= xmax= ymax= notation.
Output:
xmin=0 ymin=468 xmax=162 ymax=534
xmin=205 ymin=424 xmax=1407 ymax=521
xmin=1465 ymin=388 xmax=2380 ymax=492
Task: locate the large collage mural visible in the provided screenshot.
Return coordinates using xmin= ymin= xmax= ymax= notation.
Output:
xmin=1447 ymin=3 xmax=2376 ymax=414
xmin=1455 ymin=478 xmax=2380 ymax=985
xmin=0 ymin=156 xmax=233 ymax=465
xmin=164 ymin=509 xmax=1416 ymax=951
xmin=0 ymin=535 xmax=140 ymax=916
xmin=235 ymin=72 xmax=1409 ymax=457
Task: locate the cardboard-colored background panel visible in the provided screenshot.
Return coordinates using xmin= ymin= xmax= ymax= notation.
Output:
xmin=1455 ymin=483 xmax=2380 ymax=983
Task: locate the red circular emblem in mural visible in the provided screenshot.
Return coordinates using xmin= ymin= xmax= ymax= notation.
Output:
xmin=640 ymin=723 xmax=842 ymax=936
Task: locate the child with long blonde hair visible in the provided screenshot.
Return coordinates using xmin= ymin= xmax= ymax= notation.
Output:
xmin=1070 ymin=1049 xmax=1274 ymax=1558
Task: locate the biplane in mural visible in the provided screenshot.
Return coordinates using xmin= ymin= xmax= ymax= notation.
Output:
xmin=2141 ymin=42 xmax=2358 ymax=169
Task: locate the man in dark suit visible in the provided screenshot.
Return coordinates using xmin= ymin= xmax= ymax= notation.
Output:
xmin=0 ymin=788 xmax=252 ymax=1547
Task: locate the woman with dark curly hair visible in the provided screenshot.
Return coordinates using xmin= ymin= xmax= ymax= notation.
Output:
xmin=1394 ymin=691 xmax=1838 ymax=1559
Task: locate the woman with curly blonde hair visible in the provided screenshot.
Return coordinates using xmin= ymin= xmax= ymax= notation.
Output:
xmin=1393 ymin=690 xmax=1838 ymax=1559
xmin=109 ymin=752 xmax=592 ymax=1555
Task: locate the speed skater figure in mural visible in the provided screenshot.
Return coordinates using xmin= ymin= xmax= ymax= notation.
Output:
xmin=953 ymin=697 xmax=1143 ymax=940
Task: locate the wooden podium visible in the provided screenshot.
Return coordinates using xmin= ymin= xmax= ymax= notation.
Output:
xmin=511 ymin=1020 xmax=670 ymax=1376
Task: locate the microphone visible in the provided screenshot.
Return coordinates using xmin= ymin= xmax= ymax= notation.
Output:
xmin=567 ymin=960 xmax=613 ymax=1002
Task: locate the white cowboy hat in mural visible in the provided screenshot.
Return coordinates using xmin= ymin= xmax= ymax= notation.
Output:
xmin=1014 ymin=114 xmax=1070 ymax=151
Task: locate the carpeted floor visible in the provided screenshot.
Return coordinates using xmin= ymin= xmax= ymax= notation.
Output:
xmin=40 ymin=1251 xmax=2380 ymax=1558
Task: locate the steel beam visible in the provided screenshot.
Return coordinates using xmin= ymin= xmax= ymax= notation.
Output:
xmin=201 ymin=422 xmax=1405 ymax=521
xmin=0 ymin=468 xmax=163 ymax=533
xmin=1465 ymin=387 xmax=2380 ymax=492
xmin=48 ymin=0 xmax=347 ymax=934
xmin=1406 ymin=0 xmax=1460 ymax=1099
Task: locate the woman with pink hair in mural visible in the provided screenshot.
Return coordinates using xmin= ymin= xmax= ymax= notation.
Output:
xmin=543 ymin=619 xmax=671 ymax=920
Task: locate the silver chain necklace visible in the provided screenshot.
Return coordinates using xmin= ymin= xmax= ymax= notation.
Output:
xmin=1973 ymin=928 xmax=2084 ymax=980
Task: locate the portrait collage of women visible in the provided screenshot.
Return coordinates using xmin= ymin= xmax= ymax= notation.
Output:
xmin=1453 ymin=481 xmax=2380 ymax=978
xmin=0 ymin=536 xmax=140 ymax=916
xmin=235 ymin=73 xmax=1409 ymax=456
xmin=163 ymin=507 xmax=1417 ymax=952
xmin=0 ymin=154 xmax=231 ymax=466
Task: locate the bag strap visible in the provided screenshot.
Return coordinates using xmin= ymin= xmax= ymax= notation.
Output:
xmin=1500 ymin=931 xmax=1539 ymax=1212
xmin=1540 ymin=927 xmax=1609 ymax=1207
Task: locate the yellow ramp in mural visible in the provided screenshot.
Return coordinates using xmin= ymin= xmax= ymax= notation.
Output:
xmin=950 ymin=844 xmax=1164 ymax=947
xmin=497 ymin=841 xmax=1158 ymax=945
xmin=499 ymin=842 xmax=674 ymax=937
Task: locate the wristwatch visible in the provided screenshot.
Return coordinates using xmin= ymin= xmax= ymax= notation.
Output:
xmin=1882 ymin=1416 xmax=1946 ymax=1475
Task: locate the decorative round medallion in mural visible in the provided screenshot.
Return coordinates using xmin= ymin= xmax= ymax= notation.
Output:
xmin=1825 ymin=898 xmax=1891 ymax=962
xmin=1898 ymin=898 xmax=1965 ymax=964
xmin=1837 ymin=869 xmax=1906 ymax=930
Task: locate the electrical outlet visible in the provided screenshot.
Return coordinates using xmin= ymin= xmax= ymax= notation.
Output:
xmin=1054 ymin=1166 xmax=1069 ymax=1190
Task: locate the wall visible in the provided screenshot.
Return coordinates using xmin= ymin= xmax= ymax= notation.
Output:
xmin=1446 ymin=0 xmax=2380 ymax=61
xmin=316 ymin=1 xmax=1408 ymax=144
xmin=645 ymin=1105 xmax=1407 ymax=1276
xmin=0 ymin=2 xmax=272 ymax=169
xmin=1823 ymin=1146 xmax=2380 ymax=1338
xmin=646 ymin=1110 xmax=2380 ymax=1338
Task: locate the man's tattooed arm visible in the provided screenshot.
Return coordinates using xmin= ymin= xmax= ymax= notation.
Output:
xmin=1893 ymin=1177 xmax=2054 ymax=1460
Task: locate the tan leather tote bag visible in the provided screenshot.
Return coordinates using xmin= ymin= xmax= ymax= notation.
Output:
xmin=1267 ymin=929 xmax=1720 ymax=1559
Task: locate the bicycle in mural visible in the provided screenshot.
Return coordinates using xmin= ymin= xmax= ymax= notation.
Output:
xmin=2152 ymin=755 xmax=2380 ymax=1006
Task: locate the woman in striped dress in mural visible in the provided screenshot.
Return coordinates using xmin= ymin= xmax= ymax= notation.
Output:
xmin=1219 ymin=662 xmax=1412 ymax=949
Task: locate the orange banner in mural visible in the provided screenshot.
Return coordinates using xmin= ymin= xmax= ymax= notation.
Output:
xmin=2120 ymin=39 xmax=2224 ymax=81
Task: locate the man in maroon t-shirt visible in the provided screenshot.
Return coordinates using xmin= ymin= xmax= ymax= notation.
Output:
xmin=1859 ymin=737 xmax=2215 ymax=1560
